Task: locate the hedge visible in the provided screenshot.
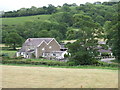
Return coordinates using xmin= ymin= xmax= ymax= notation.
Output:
xmin=2 ymin=59 xmax=119 ymax=68
xmin=2 ymin=59 xmax=67 ymax=66
xmin=98 ymin=61 xmax=119 ymax=67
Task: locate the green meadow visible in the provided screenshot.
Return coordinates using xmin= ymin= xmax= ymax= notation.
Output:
xmin=2 ymin=14 xmax=51 ymax=25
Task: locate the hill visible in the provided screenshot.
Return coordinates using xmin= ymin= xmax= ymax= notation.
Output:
xmin=2 ymin=14 xmax=51 ymax=25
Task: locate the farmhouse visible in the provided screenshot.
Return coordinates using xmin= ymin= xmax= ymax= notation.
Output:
xmin=97 ymin=41 xmax=113 ymax=57
xmin=16 ymin=38 xmax=68 ymax=59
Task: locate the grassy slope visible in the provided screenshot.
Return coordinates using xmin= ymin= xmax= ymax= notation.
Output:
xmin=2 ymin=14 xmax=51 ymax=25
xmin=2 ymin=6 xmax=76 ymax=26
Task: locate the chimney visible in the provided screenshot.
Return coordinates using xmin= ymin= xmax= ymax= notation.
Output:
xmin=28 ymin=39 xmax=31 ymax=42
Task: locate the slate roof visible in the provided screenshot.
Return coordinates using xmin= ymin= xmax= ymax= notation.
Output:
xmin=98 ymin=49 xmax=112 ymax=53
xmin=19 ymin=38 xmax=54 ymax=52
xmin=51 ymin=51 xmax=66 ymax=54
xmin=60 ymin=44 xmax=68 ymax=49
xmin=98 ymin=41 xmax=106 ymax=44
xmin=24 ymin=38 xmax=53 ymax=46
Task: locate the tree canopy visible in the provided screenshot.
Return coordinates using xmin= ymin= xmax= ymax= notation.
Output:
xmin=2 ymin=1 xmax=119 ymax=64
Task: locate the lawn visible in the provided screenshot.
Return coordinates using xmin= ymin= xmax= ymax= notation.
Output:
xmin=2 ymin=14 xmax=51 ymax=25
xmin=111 ymin=59 xmax=118 ymax=63
xmin=1 ymin=50 xmax=17 ymax=58
xmin=0 ymin=44 xmax=18 ymax=58
xmin=1 ymin=65 xmax=118 ymax=88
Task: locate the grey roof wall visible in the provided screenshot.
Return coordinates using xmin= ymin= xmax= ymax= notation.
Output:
xmin=19 ymin=38 xmax=54 ymax=52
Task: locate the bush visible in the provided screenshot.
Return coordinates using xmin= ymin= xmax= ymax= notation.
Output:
xmin=101 ymin=52 xmax=110 ymax=56
xmin=67 ymin=61 xmax=76 ymax=66
xmin=64 ymin=53 xmax=70 ymax=58
xmin=98 ymin=61 xmax=118 ymax=67
xmin=14 ymin=56 xmax=24 ymax=59
xmin=69 ymin=51 xmax=99 ymax=65
xmin=26 ymin=59 xmax=32 ymax=62
xmin=2 ymin=59 xmax=67 ymax=66
xmin=0 ymin=53 xmax=10 ymax=59
xmin=39 ymin=56 xmax=44 ymax=58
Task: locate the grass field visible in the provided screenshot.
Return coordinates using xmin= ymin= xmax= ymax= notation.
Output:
xmin=0 ymin=44 xmax=17 ymax=58
xmin=2 ymin=14 xmax=51 ymax=25
xmin=1 ymin=65 xmax=118 ymax=88
xmin=1 ymin=50 xmax=17 ymax=58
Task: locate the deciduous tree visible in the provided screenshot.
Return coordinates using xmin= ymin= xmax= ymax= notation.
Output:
xmin=5 ymin=32 xmax=23 ymax=50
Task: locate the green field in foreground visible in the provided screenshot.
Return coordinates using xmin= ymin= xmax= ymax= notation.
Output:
xmin=2 ymin=65 xmax=118 ymax=88
xmin=2 ymin=14 xmax=51 ymax=25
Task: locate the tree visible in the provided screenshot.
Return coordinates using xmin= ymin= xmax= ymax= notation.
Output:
xmin=5 ymin=32 xmax=23 ymax=50
xmin=94 ymin=15 xmax=104 ymax=26
xmin=47 ymin=4 xmax=57 ymax=14
xmin=105 ymin=14 xmax=120 ymax=61
xmin=67 ymin=40 xmax=98 ymax=65
xmin=49 ymin=30 xmax=62 ymax=40
xmin=73 ymin=14 xmax=96 ymax=28
xmin=37 ymin=30 xmax=50 ymax=38
xmin=66 ymin=29 xmax=76 ymax=40
xmin=61 ymin=6 xmax=71 ymax=12
xmin=66 ymin=14 xmax=102 ymax=65
xmin=101 ymin=2 xmax=120 ymax=61
xmin=50 ymin=12 xmax=73 ymax=26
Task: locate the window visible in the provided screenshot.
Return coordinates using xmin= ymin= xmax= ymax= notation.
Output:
xmin=53 ymin=53 xmax=56 ymax=56
xmin=42 ymin=48 xmax=45 ymax=51
xmin=49 ymin=46 xmax=52 ymax=49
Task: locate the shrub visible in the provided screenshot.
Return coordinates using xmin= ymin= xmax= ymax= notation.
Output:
xmin=98 ymin=61 xmax=118 ymax=67
xmin=101 ymin=52 xmax=110 ymax=56
xmin=39 ymin=56 xmax=44 ymax=58
xmin=14 ymin=56 xmax=24 ymax=59
xmin=69 ymin=51 xmax=99 ymax=65
xmin=67 ymin=61 xmax=76 ymax=66
xmin=0 ymin=53 xmax=10 ymax=59
xmin=2 ymin=59 xmax=67 ymax=66
xmin=64 ymin=53 xmax=69 ymax=58
xmin=26 ymin=59 xmax=32 ymax=62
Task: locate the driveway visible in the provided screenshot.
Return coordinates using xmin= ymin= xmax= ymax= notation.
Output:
xmin=101 ymin=58 xmax=115 ymax=63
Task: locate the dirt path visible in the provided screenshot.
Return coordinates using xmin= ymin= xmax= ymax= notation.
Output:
xmin=1 ymin=65 xmax=118 ymax=88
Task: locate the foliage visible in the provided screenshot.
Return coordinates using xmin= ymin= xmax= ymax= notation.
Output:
xmin=67 ymin=40 xmax=99 ymax=65
xmin=2 ymin=5 xmax=57 ymax=17
xmin=101 ymin=52 xmax=111 ymax=56
xmin=5 ymin=32 xmax=23 ymax=50
xmin=0 ymin=53 xmax=10 ymax=59
xmin=1 ymin=50 xmax=17 ymax=58
xmin=64 ymin=53 xmax=70 ymax=58
xmin=2 ymin=1 xmax=119 ymax=65
xmin=66 ymin=12 xmax=104 ymax=65
xmin=2 ymin=58 xmax=118 ymax=69
xmin=98 ymin=61 xmax=118 ymax=67
xmin=104 ymin=2 xmax=120 ymax=61
xmin=50 ymin=12 xmax=73 ymax=27
xmin=2 ymin=59 xmax=67 ymax=66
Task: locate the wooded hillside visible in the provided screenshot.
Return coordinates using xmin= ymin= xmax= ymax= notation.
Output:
xmin=2 ymin=1 xmax=120 ymax=61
